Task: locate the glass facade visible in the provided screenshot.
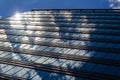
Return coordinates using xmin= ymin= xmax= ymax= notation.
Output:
xmin=0 ymin=9 xmax=120 ymax=80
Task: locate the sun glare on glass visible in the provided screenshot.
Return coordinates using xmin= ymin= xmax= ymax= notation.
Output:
xmin=14 ymin=12 xmax=21 ymax=20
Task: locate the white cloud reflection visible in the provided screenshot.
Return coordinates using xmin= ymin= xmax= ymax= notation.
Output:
xmin=109 ymin=0 xmax=120 ymax=9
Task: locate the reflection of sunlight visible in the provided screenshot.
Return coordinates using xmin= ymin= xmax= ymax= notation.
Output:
xmin=14 ymin=12 xmax=21 ymax=20
xmin=8 ymin=11 xmax=22 ymax=24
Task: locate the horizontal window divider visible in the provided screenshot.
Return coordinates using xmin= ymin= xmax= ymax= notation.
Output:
xmin=0 ymin=57 xmax=120 ymax=80
xmin=0 ymin=73 xmax=28 ymax=80
xmin=0 ymin=40 xmax=119 ymax=54
xmin=0 ymin=33 xmax=119 ymax=44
